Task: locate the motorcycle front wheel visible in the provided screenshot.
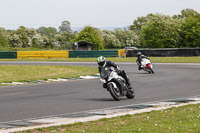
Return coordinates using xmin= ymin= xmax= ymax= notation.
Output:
xmin=107 ymin=83 xmax=121 ymax=101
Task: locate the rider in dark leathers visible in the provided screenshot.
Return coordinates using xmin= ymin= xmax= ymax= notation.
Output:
xmin=97 ymin=56 xmax=132 ymax=90
xmin=136 ymin=52 xmax=149 ymax=70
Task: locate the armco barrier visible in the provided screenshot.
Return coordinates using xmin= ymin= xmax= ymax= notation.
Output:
xmin=0 ymin=52 xmax=17 ymax=59
xmin=17 ymin=51 xmax=69 ymax=59
xmin=126 ymin=48 xmax=200 ymax=57
xmin=69 ymin=50 xmax=118 ymax=58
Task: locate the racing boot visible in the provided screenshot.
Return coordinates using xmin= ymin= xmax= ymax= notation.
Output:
xmin=124 ymin=77 xmax=134 ymax=93
xmin=121 ymin=70 xmax=131 ymax=87
xmin=138 ymin=65 xmax=142 ymax=70
xmin=126 ymin=78 xmax=131 ymax=87
xmin=124 ymin=76 xmax=132 ymax=89
xmin=128 ymin=86 xmax=134 ymax=93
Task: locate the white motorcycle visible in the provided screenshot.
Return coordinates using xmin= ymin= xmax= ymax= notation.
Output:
xmin=140 ymin=58 xmax=154 ymax=74
xmin=100 ymin=66 xmax=135 ymax=101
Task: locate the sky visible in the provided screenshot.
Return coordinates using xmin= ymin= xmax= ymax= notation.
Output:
xmin=0 ymin=0 xmax=200 ymax=30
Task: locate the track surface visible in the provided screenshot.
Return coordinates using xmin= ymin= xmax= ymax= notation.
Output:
xmin=0 ymin=61 xmax=200 ymax=123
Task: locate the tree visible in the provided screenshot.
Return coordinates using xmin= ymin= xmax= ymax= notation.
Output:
xmin=59 ymin=21 xmax=72 ymax=32
xmin=0 ymin=33 xmax=9 ymax=48
xmin=100 ymin=30 xmax=120 ymax=48
xmin=7 ymin=26 xmax=51 ymax=48
xmin=180 ymin=17 xmax=200 ymax=47
xmin=172 ymin=9 xmax=200 ymax=48
xmin=173 ymin=8 xmax=200 ymax=19
xmin=130 ymin=14 xmax=155 ymax=32
xmin=0 ymin=28 xmax=9 ymax=48
xmin=122 ymin=29 xmax=140 ymax=47
xmin=55 ymin=31 xmax=76 ymax=50
xmin=0 ymin=27 xmax=6 ymax=34
xmin=7 ymin=26 xmax=29 ymax=48
xmin=181 ymin=8 xmax=200 ymax=19
xmin=73 ymin=26 xmax=104 ymax=50
xmin=37 ymin=27 xmax=57 ymax=37
xmin=115 ymin=29 xmax=140 ymax=48
xmin=141 ymin=14 xmax=182 ymax=48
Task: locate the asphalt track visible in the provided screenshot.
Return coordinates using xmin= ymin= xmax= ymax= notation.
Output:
xmin=0 ymin=61 xmax=200 ymax=123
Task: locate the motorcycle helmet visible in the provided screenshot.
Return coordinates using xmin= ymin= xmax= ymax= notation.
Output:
xmin=137 ymin=52 xmax=142 ymax=56
xmin=97 ymin=56 xmax=106 ymax=67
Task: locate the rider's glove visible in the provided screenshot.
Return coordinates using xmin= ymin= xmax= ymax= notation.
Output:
xmin=116 ymin=66 xmax=121 ymax=71
xmin=110 ymin=67 xmax=115 ymax=71
xmin=116 ymin=66 xmax=122 ymax=75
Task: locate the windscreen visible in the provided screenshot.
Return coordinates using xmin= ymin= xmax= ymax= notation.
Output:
xmin=100 ymin=67 xmax=111 ymax=79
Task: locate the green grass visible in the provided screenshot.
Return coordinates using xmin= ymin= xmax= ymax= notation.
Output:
xmin=16 ymin=103 xmax=200 ymax=133
xmin=149 ymin=57 xmax=200 ymax=63
xmin=0 ymin=56 xmax=200 ymax=63
xmin=0 ymin=65 xmax=98 ymax=83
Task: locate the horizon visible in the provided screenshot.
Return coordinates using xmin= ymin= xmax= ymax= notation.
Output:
xmin=1 ymin=25 xmax=129 ymax=32
xmin=1 ymin=0 xmax=200 ymax=30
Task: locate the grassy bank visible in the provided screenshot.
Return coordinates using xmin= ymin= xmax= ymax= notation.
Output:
xmin=0 ymin=56 xmax=200 ymax=63
xmin=17 ymin=103 xmax=200 ymax=133
xmin=0 ymin=65 xmax=98 ymax=83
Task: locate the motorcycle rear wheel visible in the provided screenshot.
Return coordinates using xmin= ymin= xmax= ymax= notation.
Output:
xmin=148 ymin=66 xmax=154 ymax=74
xmin=126 ymin=88 xmax=135 ymax=99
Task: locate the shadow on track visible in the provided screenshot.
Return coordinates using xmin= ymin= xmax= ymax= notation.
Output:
xmin=83 ymin=97 xmax=131 ymax=102
xmin=129 ymin=72 xmax=153 ymax=74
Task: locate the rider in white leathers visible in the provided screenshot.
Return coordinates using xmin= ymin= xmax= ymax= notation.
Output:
xmin=136 ymin=52 xmax=149 ymax=70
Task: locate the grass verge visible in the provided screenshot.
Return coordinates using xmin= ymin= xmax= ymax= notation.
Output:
xmin=16 ymin=103 xmax=200 ymax=133
xmin=0 ymin=56 xmax=200 ymax=63
xmin=0 ymin=65 xmax=98 ymax=83
xmin=17 ymin=104 xmax=200 ymax=133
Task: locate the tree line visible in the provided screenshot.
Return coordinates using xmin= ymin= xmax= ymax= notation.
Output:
xmin=0 ymin=8 xmax=200 ymax=51
xmin=130 ymin=8 xmax=200 ymax=48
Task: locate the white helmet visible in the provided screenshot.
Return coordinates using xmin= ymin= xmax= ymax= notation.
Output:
xmin=97 ymin=56 xmax=106 ymax=67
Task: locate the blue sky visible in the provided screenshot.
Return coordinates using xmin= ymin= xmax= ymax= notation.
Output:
xmin=0 ymin=0 xmax=200 ymax=30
